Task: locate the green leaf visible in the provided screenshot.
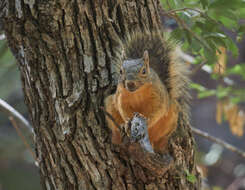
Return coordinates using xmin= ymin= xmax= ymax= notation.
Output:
xmin=201 ymin=18 xmax=218 ymax=33
xmin=203 ymin=46 xmax=217 ymax=64
xmin=191 ymin=84 xmax=217 ymax=99
xmin=170 ymin=28 xmax=184 ymax=41
xmin=198 ymin=90 xmax=216 ymax=98
xmin=183 ymin=29 xmax=192 ymax=45
xmin=239 ymin=8 xmax=245 ymax=18
xmin=213 ymin=186 xmax=223 ymax=190
xmin=200 ymin=0 xmax=208 ymax=8
xmin=193 ymin=56 xmax=203 ymax=65
xmin=185 ymin=170 xmax=197 ymax=184
xmin=203 ymin=32 xmax=227 ymax=48
xmin=237 ymin=25 xmax=245 ymax=42
xmin=165 ymin=0 xmax=177 ymax=9
xmin=238 ymin=25 xmax=245 ymax=33
xmin=227 ymin=65 xmax=243 ymax=74
xmin=211 ymin=37 xmax=227 ymax=48
xmin=225 ymin=38 xmax=239 ymax=57
xmin=216 ymin=86 xmax=231 ymax=99
xmin=190 ymin=83 xmax=206 ymax=91
xmin=222 ymin=9 xmax=238 ymax=21
xmin=204 ymin=33 xmax=226 ymax=39
xmin=219 ymin=16 xmax=238 ymax=29
xmin=209 ymin=0 xmax=245 ymax=10
xmin=231 ymin=97 xmax=242 ymax=104
xmin=226 ymin=64 xmax=245 ymax=79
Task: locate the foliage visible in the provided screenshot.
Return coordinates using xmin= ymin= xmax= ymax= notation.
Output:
xmin=185 ymin=169 xmax=197 ymax=184
xmin=162 ymin=0 xmax=245 ymax=136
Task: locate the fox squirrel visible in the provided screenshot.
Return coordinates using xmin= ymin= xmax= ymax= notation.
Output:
xmin=105 ymin=32 xmax=190 ymax=153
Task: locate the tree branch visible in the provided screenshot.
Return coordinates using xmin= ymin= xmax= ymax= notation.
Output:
xmin=164 ymin=7 xmax=203 ymax=15
xmin=191 ymin=127 xmax=245 ymax=159
xmin=0 ymin=98 xmax=33 ymax=133
xmin=191 ymin=61 xmax=207 ymax=76
xmin=9 ymin=116 xmax=36 ymax=161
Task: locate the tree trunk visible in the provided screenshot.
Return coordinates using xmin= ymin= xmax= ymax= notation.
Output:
xmin=1 ymin=0 xmax=201 ymax=189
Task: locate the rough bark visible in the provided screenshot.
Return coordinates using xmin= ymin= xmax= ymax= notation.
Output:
xmin=1 ymin=0 xmax=201 ymax=189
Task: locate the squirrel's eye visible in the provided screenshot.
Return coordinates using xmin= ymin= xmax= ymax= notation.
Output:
xmin=142 ymin=68 xmax=146 ymax=74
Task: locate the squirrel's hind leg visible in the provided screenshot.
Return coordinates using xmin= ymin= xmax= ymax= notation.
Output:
xmin=148 ymin=102 xmax=179 ymax=153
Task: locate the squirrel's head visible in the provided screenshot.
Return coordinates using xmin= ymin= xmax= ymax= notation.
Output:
xmin=120 ymin=50 xmax=151 ymax=92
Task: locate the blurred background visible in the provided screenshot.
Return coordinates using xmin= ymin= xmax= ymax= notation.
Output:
xmin=0 ymin=35 xmax=41 ymax=190
xmin=1 ymin=5 xmax=245 ymax=190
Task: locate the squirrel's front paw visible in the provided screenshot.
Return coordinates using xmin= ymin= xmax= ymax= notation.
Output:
xmin=130 ymin=113 xmax=154 ymax=153
xmin=130 ymin=113 xmax=147 ymax=141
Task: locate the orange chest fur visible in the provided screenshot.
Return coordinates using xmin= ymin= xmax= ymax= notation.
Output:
xmin=116 ymin=83 xmax=158 ymax=119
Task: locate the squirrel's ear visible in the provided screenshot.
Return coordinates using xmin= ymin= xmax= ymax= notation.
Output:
xmin=143 ymin=50 xmax=150 ymax=70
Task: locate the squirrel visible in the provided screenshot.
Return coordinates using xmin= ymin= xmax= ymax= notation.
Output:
xmin=105 ymin=32 xmax=190 ymax=153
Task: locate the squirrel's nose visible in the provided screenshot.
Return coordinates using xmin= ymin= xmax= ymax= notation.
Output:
xmin=126 ymin=81 xmax=136 ymax=91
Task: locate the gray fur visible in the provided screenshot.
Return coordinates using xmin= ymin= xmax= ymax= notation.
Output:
xmin=122 ymin=59 xmax=143 ymax=81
